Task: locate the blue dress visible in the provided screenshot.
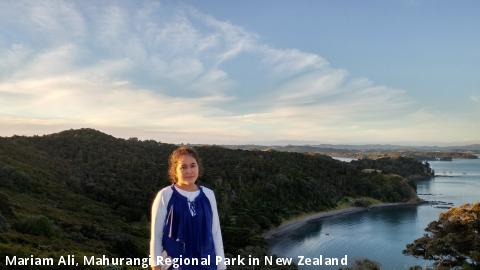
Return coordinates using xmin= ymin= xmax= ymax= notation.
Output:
xmin=162 ymin=185 xmax=216 ymax=270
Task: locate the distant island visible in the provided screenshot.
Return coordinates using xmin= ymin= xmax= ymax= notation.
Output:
xmin=221 ymin=144 xmax=479 ymax=161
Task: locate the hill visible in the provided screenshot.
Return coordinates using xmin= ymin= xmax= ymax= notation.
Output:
xmin=0 ymin=129 xmax=432 ymax=269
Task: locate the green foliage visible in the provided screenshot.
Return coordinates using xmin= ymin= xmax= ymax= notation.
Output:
xmin=109 ymin=233 xmax=144 ymax=258
xmin=0 ymin=128 xmax=428 ymax=262
xmin=0 ymin=213 xmax=9 ymax=232
xmin=0 ymin=192 xmax=15 ymax=218
xmin=14 ymin=215 xmax=56 ymax=237
xmin=340 ymin=258 xmax=381 ymax=270
xmin=404 ymin=203 xmax=480 ymax=269
xmin=352 ymin=198 xmax=373 ymax=207
xmin=352 ymin=174 xmax=417 ymax=202
xmin=351 ymin=157 xmax=434 ymax=180
xmin=0 ymin=162 xmax=34 ymax=192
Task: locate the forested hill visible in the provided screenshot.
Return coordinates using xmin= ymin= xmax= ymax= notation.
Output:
xmin=0 ymin=129 xmax=432 ymax=269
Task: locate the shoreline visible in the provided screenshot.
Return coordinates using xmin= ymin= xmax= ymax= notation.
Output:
xmin=263 ymin=200 xmax=423 ymax=239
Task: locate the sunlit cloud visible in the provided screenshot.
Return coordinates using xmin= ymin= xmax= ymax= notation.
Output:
xmin=0 ymin=0 xmax=477 ymax=144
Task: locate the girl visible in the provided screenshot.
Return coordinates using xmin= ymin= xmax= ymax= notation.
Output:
xmin=150 ymin=146 xmax=226 ymax=270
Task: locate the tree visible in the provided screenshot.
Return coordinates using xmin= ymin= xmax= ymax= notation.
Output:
xmin=404 ymin=203 xmax=480 ymax=269
xmin=340 ymin=258 xmax=381 ymax=270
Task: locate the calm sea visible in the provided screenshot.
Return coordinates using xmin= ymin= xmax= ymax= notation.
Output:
xmin=268 ymin=158 xmax=480 ymax=269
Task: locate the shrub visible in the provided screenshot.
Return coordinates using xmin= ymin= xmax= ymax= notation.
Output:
xmin=353 ymin=198 xmax=373 ymax=208
xmin=404 ymin=203 xmax=480 ymax=268
xmin=341 ymin=258 xmax=381 ymax=270
xmin=14 ymin=215 xmax=56 ymax=236
xmin=0 ymin=213 xmax=9 ymax=232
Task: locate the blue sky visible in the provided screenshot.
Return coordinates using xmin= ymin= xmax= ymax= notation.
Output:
xmin=0 ymin=0 xmax=478 ymax=145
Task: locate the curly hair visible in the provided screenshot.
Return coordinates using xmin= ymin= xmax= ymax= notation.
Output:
xmin=168 ymin=146 xmax=203 ymax=183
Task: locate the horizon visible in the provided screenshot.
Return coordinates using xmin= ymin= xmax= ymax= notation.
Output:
xmin=2 ymin=128 xmax=479 ymax=148
xmin=1 ymin=1 xmax=479 ymax=145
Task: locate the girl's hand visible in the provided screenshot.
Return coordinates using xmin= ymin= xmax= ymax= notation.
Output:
xmin=152 ymin=251 xmax=173 ymax=270
xmin=160 ymin=250 xmax=173 ymax=270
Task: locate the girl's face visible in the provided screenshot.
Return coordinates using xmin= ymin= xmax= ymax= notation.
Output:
xmin=175 ymin=154 xmax=199 ymax=186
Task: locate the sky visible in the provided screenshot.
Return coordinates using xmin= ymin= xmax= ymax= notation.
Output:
xmin=0 ymin=0 xmax=479 ymax=146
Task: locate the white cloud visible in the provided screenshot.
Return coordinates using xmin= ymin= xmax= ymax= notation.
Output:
xmin=0 ymin=0 xmax=476 ymax=144
xmin=0 ymin=44 xmax=33 ymax=78
xmin=259 ymin=46 xmax=329 ymax=77
xmin=0 ymin=75 xmax=238 ymax=132
xmin=275 ymin=69 xmax=347 ymax=102
xmin=11 ymin=44 xmax=81 ymax=79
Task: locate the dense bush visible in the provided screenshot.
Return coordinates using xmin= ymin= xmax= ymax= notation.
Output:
xmin=0 ymin=192 xmax=14 ymax=218
xmin=14 ymin=215 xmax=56 ymax=237
xmin=404 ymin=203 xmax=480 ymax=269
xmin=0 ymin=163 xmax=34 ymax=192
xmin=351 ymin=157 xmax=434 ymax=179
xmin=0 ymin=128 xmax=428 ymax=264
xmin=0 ymin=213 xmax=9 ymax=232
xmin=341 ymin=258 xmax=381 ymax=270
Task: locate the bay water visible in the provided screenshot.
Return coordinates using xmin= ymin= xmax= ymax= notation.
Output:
xmin=268 ymin=158 xmax=480 ymax=269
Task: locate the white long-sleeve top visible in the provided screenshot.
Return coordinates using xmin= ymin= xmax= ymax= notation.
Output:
xmin=150 ymin=185 xmax=227 ymax=269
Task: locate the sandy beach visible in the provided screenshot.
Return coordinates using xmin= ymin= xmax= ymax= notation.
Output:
xmin=263 ymin=200 xmax=423 ymax=239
